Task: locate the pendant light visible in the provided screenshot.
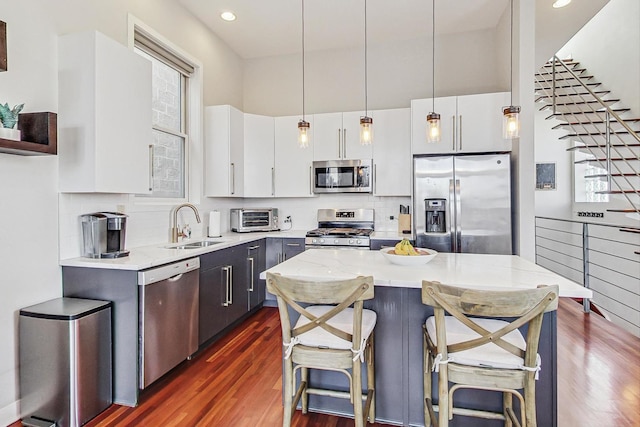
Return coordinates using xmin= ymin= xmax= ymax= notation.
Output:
xmin=426 ymin=0 xmax=441 ymax=143
xmin=503 ymin=0 xmax=521 ymax=139
xmin=297 ymin=0 xmax=310 ymax=148
xmin=359 ymin=0 xmax=373 ymax=145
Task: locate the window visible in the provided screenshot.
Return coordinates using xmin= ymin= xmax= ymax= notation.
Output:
xmin=134 ymin=30 xmax=195 ymax=199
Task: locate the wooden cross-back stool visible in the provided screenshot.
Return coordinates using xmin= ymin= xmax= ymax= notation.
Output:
xmin=421 ymin=281 xmax=559 ymax=427
xmin=266 ymin=272 xmax=377 ymax=427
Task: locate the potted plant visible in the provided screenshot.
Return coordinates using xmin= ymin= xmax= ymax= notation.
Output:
xmin=0 ymin=102 xmax=24 ymax=140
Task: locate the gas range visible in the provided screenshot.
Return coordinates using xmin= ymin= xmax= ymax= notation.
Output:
xmin=305 ymin=209 xmax=374 ymax=249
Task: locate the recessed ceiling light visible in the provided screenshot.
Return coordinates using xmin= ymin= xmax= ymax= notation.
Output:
xmin=553 ymin=0 xmax=571 ymax=8
xmin=220 ymin=11 xmax=237 ymax=21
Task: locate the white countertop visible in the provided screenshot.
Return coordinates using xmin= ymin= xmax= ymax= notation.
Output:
xmin=260 ymin=249 xmax=592 ymax=299
xmin=59 ymin=230 xmax=308 ymax=271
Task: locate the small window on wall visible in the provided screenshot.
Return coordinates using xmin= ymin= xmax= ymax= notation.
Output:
xmin=574 ymin=150 xmax=609 ymax=203
xmin=134 ymin=30 xmax=195 ymax=200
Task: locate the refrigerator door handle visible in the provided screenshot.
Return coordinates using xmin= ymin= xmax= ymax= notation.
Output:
xmin=455 ymin=179 xmax=461 ymax=252
xmin=449 ymin=179 xmax=456 ymax=252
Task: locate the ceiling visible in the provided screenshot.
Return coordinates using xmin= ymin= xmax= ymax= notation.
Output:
xmin=177 ymin=0 xmax=510 ymax=59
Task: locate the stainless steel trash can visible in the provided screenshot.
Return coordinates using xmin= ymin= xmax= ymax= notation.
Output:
xmin=19 ymin=297 xmax=112 ymax=427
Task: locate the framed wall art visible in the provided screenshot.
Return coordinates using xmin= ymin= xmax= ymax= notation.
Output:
xmin=536 ymin=162 xmax=556 ymax=190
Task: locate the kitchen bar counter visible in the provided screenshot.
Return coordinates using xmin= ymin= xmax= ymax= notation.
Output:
xmin=261 ymin=249 xmax=587 ymax=426
xmin=260 ymin=249 xmax=591 ymax=298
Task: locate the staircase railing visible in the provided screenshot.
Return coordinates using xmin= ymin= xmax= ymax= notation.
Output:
xmin=535 ymin=56 xmax=640 ymax=213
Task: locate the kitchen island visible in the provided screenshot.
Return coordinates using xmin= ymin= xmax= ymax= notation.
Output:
xmin=261 ymin=249 xmax=591 ymax=427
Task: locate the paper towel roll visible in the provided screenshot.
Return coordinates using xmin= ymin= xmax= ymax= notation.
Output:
xmin=208 ymin=211 xmax=221 ymax=237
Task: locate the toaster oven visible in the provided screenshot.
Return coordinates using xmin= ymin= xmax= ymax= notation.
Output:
xmin=230 ymin=208 xmax=280 ymax=232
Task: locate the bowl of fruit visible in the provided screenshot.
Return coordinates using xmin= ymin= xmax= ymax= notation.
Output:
xmin=380 ymin=239 xmax=438 ymax=266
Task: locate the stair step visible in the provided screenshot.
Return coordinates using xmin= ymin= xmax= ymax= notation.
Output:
xmin=607 ymin=209 xmax=640 ymax=213
xmin=536 ymin=68 xmax=588 ymax=77
xmin=575 ymin=157 xmax=639 ymax=164
xmin=560 ymin=132 xmax=637 ymax=140
xmin=566 ymin=144 xmax=640 ymax=151
xmin=595 ymin=190 xmax=639 ymax=194
xmin=536 ymin=76 xmax=594 ymax=84
xmin=584 ymin=173 xmax=639 ymax=178
xmin=546 ymin=109 xmax=631 ymax=119
xmin=552 ymin=119 xmax=640 ymax=129
xmin=541 ymin=60 xmax=579 ymax=68
xmin=536 ymin=82 xmax=602 ymax=91
xmin=535 ymin=91 xmax=610 ymax=102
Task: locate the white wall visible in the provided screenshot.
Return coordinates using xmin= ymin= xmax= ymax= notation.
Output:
xmin=244 ymin=28 xmax=509 ymax=116
xmin=535 ymin=0 xmax=640 ymax=227
xmin=0 ymin=0 xmax=243 ymax=423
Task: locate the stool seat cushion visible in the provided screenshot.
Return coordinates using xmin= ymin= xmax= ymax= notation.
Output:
xmin=426 ymin=316 xmax=539 ymax=370
xmin=294 ymin=305 xmax=377 ymax=350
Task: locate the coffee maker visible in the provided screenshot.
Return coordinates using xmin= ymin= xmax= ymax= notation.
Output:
xmin=425 ymin=198 xmax=447 ymax=233
xmin=81 ymin=212 xmax=130 ymax=258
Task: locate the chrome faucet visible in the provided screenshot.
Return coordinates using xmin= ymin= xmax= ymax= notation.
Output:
xmin=170 ymin=203 xmax=201 ymax=242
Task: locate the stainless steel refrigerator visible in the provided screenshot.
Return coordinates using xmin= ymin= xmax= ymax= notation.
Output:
xmin=413 ymin=153 xmax=512 ymax=254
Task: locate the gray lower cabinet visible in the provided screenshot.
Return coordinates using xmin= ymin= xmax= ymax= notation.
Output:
xmin=198 ymin=240 xmax=266 ymax=346
xmin=265 ymin=238 xmax=305 ymax=304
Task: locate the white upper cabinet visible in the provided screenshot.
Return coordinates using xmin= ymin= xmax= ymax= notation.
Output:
xmin=243 ymin=113 xmax=274 ymax=197
xmin=274 ymin=116 xmax=315 ymax=197
xmin=58 ymin=31 xmax=152 ymax=193
xmin=313 ymin=111 xmax=372 ymax=161
xmin=411 ymin=92 xmax=511 ymax=155
xmin=372 ymin=108 xmax=411 ymax=196
xmin=204 ymin=105 xmax=244 ymax=197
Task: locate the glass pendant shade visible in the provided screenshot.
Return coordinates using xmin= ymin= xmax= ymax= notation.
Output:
xmin=298 ymin=120 xmax=310 ymax=148
xmin=426 ymin=112 xmax=441 ymax=143
xmin=359 ymin=116 xmax=373 ymax=145
xmin=502 ymin=106 xmax=521 ymax=139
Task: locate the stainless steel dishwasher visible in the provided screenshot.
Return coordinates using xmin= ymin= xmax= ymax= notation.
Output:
xmin=138 ymin=257 xmax=200 ymax=389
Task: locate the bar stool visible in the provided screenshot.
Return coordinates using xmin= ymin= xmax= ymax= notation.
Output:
xmin=421 ymin=281 xmax=559 ymax=427
xmin=266 ymin=272 xmax=376 ymax=427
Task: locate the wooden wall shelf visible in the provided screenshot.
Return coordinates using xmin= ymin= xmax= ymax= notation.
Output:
xmin=0 ymin=112 xmax=57 ymax=156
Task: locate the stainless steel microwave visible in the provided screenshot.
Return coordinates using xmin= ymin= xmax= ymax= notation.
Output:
xmin=312 ymin=159 xmax=372 ymax=194
xmin=230 ymin=208 xmax=280 ymax=232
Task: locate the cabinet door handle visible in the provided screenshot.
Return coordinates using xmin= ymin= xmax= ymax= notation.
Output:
xmin=271 ymin=167 xmax=275 ymax=196
xmin=248 ymin=245 xmax=260 ymax=250
xmin=248 ymin=257 xmax=254 ymax=291
xmin=343 ymin=129 xmax=347 ymax=158
xmin=230 ymin=163 xmax=235 ymax=195
xmin=309 ymin=165 xmax=313 ymax=195
xmin=223 ymin=266 xmax=230 ymax=306
xmin=148 ymin=145 xmax=154 ymax=192
xmin=337 ymin=129 xmax=341 ymax=158
xmin=286 ymin=243 xmax=300 ymax=247
xmin=459 ymin=115 xmax=463 ymax=151
xmin=452 ymin=116 xmax=456 ymax=151
xmin=373 ymin=164 xmax=377 ymax=194
xmin=229 ymin=265 xmax=233 ymax=304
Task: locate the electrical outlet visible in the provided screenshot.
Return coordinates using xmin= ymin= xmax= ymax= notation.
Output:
xmin=284 ymin=216 xmax=292 ymax=223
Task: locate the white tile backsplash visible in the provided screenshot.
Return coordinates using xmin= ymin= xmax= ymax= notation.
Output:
xmin=59 ymin=193 xmax=410 ymax=259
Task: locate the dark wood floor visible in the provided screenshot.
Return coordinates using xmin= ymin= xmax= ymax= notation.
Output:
xmin=12 ymin=299 xmax=640 ymax=427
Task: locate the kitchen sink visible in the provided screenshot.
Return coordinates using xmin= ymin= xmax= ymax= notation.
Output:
xmin=164 ymin=239 xmax=227 ymax=249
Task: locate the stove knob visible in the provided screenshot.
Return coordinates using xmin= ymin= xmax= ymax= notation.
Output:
xmin=320 ymin=239 xmax=325 ymax=243
xmin=312 ymin=239 xmax=317 ymax=244
xmin=334 ymin=239 xmax=340 ymax=244
xmin=349 ymin=239 xmax=355 ymax=244
xmin=356 ymin=239 xmax=361 ymax=244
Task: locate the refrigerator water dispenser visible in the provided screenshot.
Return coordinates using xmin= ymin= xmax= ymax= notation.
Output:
xmin=425 ymin=198 xmax=447 ymax=233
